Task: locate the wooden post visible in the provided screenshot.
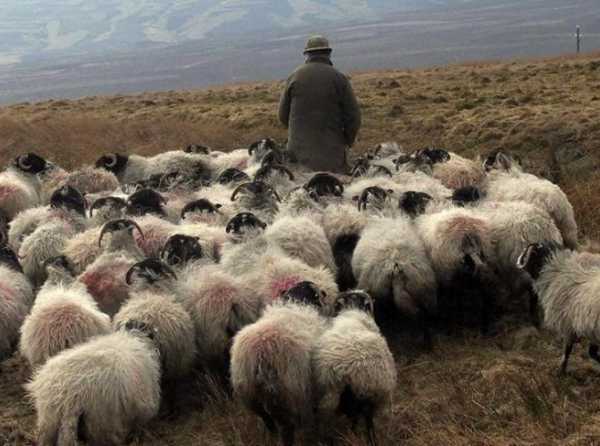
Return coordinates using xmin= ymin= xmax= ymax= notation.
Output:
xmin=576 ymin=26 xmax=581 ymax=54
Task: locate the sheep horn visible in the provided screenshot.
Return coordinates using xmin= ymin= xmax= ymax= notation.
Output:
xmin=517 ymin=244 xmax=535 ymax=269
xmin=230 ymin=182 xmax=252 ymax=202
xmin=89 ymin=197 xmax=126 ymax=218
xmin=125 ymin=264 xmax=140 ymax=285
xmin=105 ymin=154 xmax=118 ymax=168
xmin=17 ymin=155 xmax=31 ymax=170
xmin=274 ymin=165 xmax=294 ymax=180
xmin=130 ymin=221 xmax=145 ymax=242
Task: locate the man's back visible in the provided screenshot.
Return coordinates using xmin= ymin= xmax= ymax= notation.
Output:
xmin=279 ymin=47 xmax=361 ymax=174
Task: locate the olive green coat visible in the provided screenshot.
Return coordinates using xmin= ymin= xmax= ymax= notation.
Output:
xmin=278 ymin=55 xmax=361 ymax=173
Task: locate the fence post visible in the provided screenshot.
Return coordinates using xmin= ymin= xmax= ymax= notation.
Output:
xmin=576 ymin=26 xmax=581 ymax=54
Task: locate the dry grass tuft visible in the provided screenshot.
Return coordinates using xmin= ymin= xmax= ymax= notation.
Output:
xmin=1 ymin=52 xmax=600 ymax=445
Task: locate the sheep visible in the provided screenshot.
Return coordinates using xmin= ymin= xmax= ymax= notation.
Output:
xmin=216 ymin=167 xmax=251 ymax=185
xmin=220 ymin=212 xmax=270 ymax=276
xmin=248 ymin=251 xmax=339 ymax=310
xmin=184 ymin=143 xmax=211 ymax=155
xmin=88 ymin=196 xmax=128 ymax=226
xmin=18 ymin=186 xmax=88 ymax=287
xmin=484 ymin=160 xmax=578 ymax=249
xmin=26 ymin=320 xmax=161 ymax=446
xmin=321 ymin=203 xmax=369 ymax=291
xmin=96 ymin=151 xmax=214 ymax=185
xmin=313 ymin=290 xmax=397 ymax=446
xmin=0 ymin=153 xmax=49 ymax=220
xmin=254 ymin=163 xmax=297 ymax=196
xmin=398 ymin=191 xmax=434 ymax=218
xmin=230 ymin=180 xmax=281 ymax=222
xmin=264 ymin=214 xmax=337 ymax=273
xmin=430 ymin=151 xmax=486 ymax=190
xmin=517 ymin=242 xmax=600 ymax=374
xmin=178 ymin=264 xmax=264 ymax=370
xmin=0 ymin=246 xmax=33 ymax=362
xmin=19 ymin=256 xmax=112 ymax=368
xmin=479 ymin=200 xmax=564 ymax=324
xmin=230 ymin=281 xmax=329 ymax=446
xmin=8 ymin=205 xmax=55 ymax=252
xmin=131 ymin=214 xmax=177 ymax=259
xmin=352 ymin=217 xmax=437 ymax=346
xmin=180 ymin=197 xmax=231 ymax=227
xmin=303 ymin=172 xmax=344 ymax=204
xmin=417 ymin=207 xmax=499 ymax=333
xmin=41 ymin=166 xmax=120 ymax=204
xmin=78 ymin=219 xmax=145 ymax=316
xmin=160 ymin=234 xmax=207 ymax=272
xmin=113 ymin=259 xmax=196 ymax=382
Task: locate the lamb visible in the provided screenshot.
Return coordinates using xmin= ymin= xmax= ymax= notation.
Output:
xmin=352 ymin=217 xmax=437 ymax=346
xmin=230 ymin=281 xmax=329 ymax=446
xmin=484 ymin=158 xmax=578 ymax=249
xmin=78 ymin=219 xmax=145 ymax=316
xmin=26 ymin=320 xmax=161 ymax=446
xmin=113 ymin=259 xmax=196 ymax=382
xmin=0 ymin=153 xmax=50 ymax=220
xmin=0 ymin=246 xmax=33 ymax=362
xmin=19 ymin=256 xmax=112 ymax=368
xmin=313 ymin=290 xmax=397 ymax=446
xmin=517 ymin=242 xmax=600 ymax=374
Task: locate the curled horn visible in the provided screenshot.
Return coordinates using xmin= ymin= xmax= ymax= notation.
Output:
xmin=129 ymin=220 xmax=146 ymax=242
xmin=17 ymin=154 xmax=31 ymax=170
xmin=89 ymin=197 xmax=127 ymax=218
xmin=125 ymin=264 xmax=140 ymax=285
xmin=517 ymin=244 xmax=536 ymax=269
xmin=161 ymin=262 xmax=178 ymax=281
xmin=273 ymin=164 xmax=294 ymax=180
xmin=98 ymin=219 xmax=145 ymax=248
xmin=373 ymin=164 xmax=393 ymax=177
xmin=268 ymin=184 xmax=282 ymax=202
xmin=105 ymin=154 xmax=118 ymax=168
xmin=230 ymin=182 xmax=252 ymax=202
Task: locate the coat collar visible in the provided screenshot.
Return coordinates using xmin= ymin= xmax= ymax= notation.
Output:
xmin=306 ymin=55 xmax=333 ymax=66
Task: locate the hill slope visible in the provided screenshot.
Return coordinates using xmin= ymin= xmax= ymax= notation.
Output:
xmin=1 ymin=53 xmax=600 ymax=445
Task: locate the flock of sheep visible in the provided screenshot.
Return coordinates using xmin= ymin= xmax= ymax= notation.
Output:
xmin=0 ymin=138 xmax=595 ymax=446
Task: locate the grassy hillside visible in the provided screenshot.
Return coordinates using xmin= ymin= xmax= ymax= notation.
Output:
xmin=1 ymin=52 xmax=600 ymax=446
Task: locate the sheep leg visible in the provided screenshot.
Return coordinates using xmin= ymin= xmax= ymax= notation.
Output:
xmin=365 ymin=413 xmax=378 ymax=446
xmin=560 ymin=335 xmax=577 ymax=376
xmin=589 ymin=344 xmax=600 ymax=365
xmin=527 ymin=284 xmax=540 ymax=328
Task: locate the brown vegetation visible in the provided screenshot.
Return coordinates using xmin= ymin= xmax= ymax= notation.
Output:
xmin=1 ymin=52 xmax=600 ymax=445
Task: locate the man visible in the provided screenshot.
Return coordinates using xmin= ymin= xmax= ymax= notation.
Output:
xmin=278 ymin=35 xmax=361 ymax=174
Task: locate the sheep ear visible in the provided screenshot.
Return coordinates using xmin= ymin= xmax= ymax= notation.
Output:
xmin=496 ymin=152 xmax=512 ymax=170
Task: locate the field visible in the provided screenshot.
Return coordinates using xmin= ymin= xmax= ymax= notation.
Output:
xmin=1 ymin=52 xmax=600 ymax=445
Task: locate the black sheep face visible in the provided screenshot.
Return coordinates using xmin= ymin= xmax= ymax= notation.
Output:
xmin=89 ymin=196 xmax=127 ymax=218
xmin=517 ymin=242 xmax=560 ymax=280
xmin=50 ymin=185 xmax=87 ymax=216
xmin=399 ymin=191 xmax=433 ymax=217
xmin=334 ymin=290 xmax=374 ymax=315
xmin=184 ymin=144 xmax=211 ymax=155
xmin=260 ymin=149 xmax=285 ymax=167
xmin=421 ymin=148 xmax=451 ymax=164
xmin=281 ymin=281 xmax=325 ymax=308
xmin=249 ymin=138 xmax=278 ymax=160
xmin=98 ymin=219 xmax=144 ymax=247
xmin=13 ymin=153 xmax=48 ymax=175
xmin=483 ymin=150 xmax=513 ymax=172
xmin=452 ymin=186 xmax=481 ymax=206
xmin=225 ymin=212 xmax=266 ymax=235
xmin=304 ymin=173 xmax=344 ymax=199
xmin=126 ymin=258 xmax=177 ymax=286
xmin=0 ymin=246 xmax=22 ymax=273
xmin=356 ymin=186 xmax=393 ymax=211
xmin=95 ymin=153 xmax=128 ymax=175
xmin=161 ymin=234 xmax=203 ymax=267
xmin=126 ymin=188 xmax=166 ymax=217
xmin=181 ymin=199 xmax=222 ymax=219
xmin=254 ymin=164 xmax=294 ymax=183
xmin=43 ymin=255 xmax=76 ymax=277
xmin=217 ymin=168 xmax=250 ymax=185
xmin=350 ymin=157 xmax=371 ymax=178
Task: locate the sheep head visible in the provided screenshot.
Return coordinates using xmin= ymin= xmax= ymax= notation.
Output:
xmin=281 ymin=281 xmax=325 ymax=308
xmin=89 ymin=196 xmax=127 ymax=218
xmin=248 ymin=138 xmax=278 ymax=159
xmin=126 ymin=258 xmax=177 ymax=286
xmin=334 ymin=290 xmax=374 ymax=316
xmin=126 ymin=188 xmax=167 ymax=217
xmin=303 ymin=173 xmax=344 ymax=199
xmin=451 ymin=186 xmax=481 ymax=206
xmin=225 ymin=212 xmax=266 ymax=235
xmin=160 ymin=234 xmax=203 ymax=267
xmin=399 ymin=191 xmax=433 ymax=217
xmin=355 ymin=186 xmax=394 ymax=212
xmin=181 ymin=198 xmax=222 ymax=219
xmin=50 ymin=185 xmax=87 ymax=217
xmin=95 ymin=153 xmax=129 ymax=175
xmin=14 ymin=153 xmax=49 ymax=175
xmin=217 ymin=168 xmax=250 ymax=185
xmin=254 ymin=164 xmax=294 ymax=183
xmin=98 ymin=219 xmax=145 ymax=248
xmin=230 ymin=181 xmax=281 ymax=203
xmin=43 ymin=255 xmax=76 ymax=278
xmin=517 ymin=241 xmax=560 ymax=280
xmin=184 ymin=144 xmax=211 ymax=155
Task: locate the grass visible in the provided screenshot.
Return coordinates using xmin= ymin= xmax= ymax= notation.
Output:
xmin=1 ymin=51 xmax=600 ymax=445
